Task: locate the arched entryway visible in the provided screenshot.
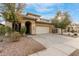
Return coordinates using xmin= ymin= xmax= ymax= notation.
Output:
xmin=25 ymin=21 xmax=31 ymax=34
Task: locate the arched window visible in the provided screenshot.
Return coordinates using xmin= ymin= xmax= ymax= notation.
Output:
xmin=12 ymin=21 xmax=21 ymax=32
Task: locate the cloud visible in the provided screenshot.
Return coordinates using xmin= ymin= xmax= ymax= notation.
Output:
xmin=34 ymin=4 xmax=55 ymax=12
xmin=35 ymin=7 xmax=53 ymax=13
xmin=26 ymin=3 xmax=56 ymax=13
xmin=26 ymin=3 xmax=57 ymax=19
xmin=41 ymin=14 xmax=54 ymax=19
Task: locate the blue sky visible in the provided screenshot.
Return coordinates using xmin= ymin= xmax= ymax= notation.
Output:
xmin=24 ymin=3 xmax=79 ymax=23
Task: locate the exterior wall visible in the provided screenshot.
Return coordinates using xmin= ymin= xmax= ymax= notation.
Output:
xmin=21 ymin=19 xmax=36 ymax=34
xmin=6 ymin=21 xmax=12 ymax=28
xmin=6 ymin=19 xmax=53 ymax=34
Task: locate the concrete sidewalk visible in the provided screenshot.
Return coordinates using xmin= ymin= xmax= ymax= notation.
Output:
xmin=30 ymin=48 xmax=67 ymax=56
xmin=28 ymin=34 xmax=79 ymax=56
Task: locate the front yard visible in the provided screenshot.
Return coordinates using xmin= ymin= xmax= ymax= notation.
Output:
xmin=0 ymin=36 xmax=46 ymax=56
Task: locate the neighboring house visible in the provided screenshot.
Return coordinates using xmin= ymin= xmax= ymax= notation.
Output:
xmin=6 ymin=13 xmax=54 ymax=34
xmin=65 ymin=23 xmax=79 ymax=33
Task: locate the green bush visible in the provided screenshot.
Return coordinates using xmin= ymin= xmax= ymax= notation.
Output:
xmin=5 ymin=26 xmax=12 ymax=34
xmin=20 ymin=27 xmax=26 ymax=35
xmin=0 ymin=25 xmax=5 ymax=35
xmin=0 ymin=25 xmax=12 ymax=36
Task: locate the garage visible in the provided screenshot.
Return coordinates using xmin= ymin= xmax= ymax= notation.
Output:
xmin=36 ymin=26 xmax=49 ymax=34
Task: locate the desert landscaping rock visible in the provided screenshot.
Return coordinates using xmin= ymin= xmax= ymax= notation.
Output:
xmin=0 ymin=37 xmax=46 ymax=56
xmin=0 ymin=47 xmax=3 ymax=53
xmin=69 ymin=49 xmax=79 ymax=56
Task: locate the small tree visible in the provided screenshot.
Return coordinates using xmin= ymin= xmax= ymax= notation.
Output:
xmin=52 ymin=11 xmax=61 ymax=28
xmin=0 ymin=3 xmax=26 ymax=22
xmin=52 ymin=11 xmax=71 ymax=34
xmin=20 ymin=27 xmax=26 ymax=36
xmin=0 ymin=3 xmax=26 ymax=32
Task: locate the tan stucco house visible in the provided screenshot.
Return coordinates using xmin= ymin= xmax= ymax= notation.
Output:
xmin=6 ymin=13 xmax=54 ymax=34
xmin=65 ymin=23 xmax=79 ymax=33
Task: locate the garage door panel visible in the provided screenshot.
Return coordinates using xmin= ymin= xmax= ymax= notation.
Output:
xmin=36 ymin=26 xmax=49 ymax=34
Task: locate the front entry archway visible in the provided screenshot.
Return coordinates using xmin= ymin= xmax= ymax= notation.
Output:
xmin=25 ymin=21 xmax=31 ymax=34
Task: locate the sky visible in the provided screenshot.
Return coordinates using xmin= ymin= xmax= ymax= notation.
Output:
xmin=24 ymin=3 xmax=79 ymax=23
xmin=0 ymin=3 xmax=79 ymax=24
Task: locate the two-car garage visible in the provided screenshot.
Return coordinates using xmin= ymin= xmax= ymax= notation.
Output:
xmin=35 ymin=22 xmax=52 ymax=34
xmin=36 ymin=26 xmax=50 ymax=34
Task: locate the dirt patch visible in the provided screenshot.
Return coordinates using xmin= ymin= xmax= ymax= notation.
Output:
xmin=69 ymin=49 xmax=79 ymax=56
xmin=0 ymin=37 xmax=46 ymax=56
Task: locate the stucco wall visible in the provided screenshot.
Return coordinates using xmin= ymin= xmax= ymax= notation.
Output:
xmin=21 ymin=19 xmax=36 ymax=34
xmin=6 ymin=19 xmax=53 ymax=34
xmin=6 ymin=21 xmax=12 ymax=28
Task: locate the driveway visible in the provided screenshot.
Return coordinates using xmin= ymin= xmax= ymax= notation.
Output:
xmin=28 ymin=33 xmax=79 ymax=56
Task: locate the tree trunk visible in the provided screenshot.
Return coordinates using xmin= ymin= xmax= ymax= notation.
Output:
xmin=61 ymin=28 xmax=63 ymax=35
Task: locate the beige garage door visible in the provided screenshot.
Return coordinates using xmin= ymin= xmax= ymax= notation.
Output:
xmin=36 ymin=26 xmax=49 ymax=34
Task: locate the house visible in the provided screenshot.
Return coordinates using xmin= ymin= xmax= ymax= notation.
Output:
xmin=6 ymin=13 xmax=54 ymax=34
xmin=66 ymin=23 xmax=79 ymax=33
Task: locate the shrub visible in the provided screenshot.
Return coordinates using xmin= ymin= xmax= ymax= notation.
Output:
xmin=0 ymin=25 xmax=12 ymax=36
xmin=0 ymin=25 xmax=12 ymax=42
xmin=71 ymin=30 xmax=76 ymax=33
xmin=5 ymin=26 xmax=12 ymax=34
xmin=0 ymin=25 xmax=5 ymax=35
xmin=9 ymin=32 xmax=21 ymax=42
xmin=5 ymin=26 xmax=12 ymax=37
xmin=20 ymin=27 xmax=26 ymax=35
xmin=74 ymin=33 xmax=77 ymax=36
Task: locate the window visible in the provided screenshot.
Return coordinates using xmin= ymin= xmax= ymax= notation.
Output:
xmin=12 ymin=21 xmax=21 ymax=32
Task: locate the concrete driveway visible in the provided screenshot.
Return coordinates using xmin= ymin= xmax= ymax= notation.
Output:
xmin=28 ymin=33 xmax=79 ymax=56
